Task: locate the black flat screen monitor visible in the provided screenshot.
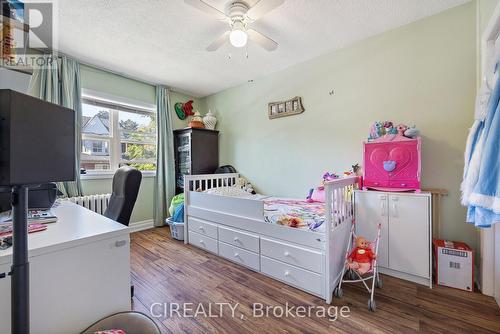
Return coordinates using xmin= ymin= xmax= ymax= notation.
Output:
xmin=0 ymin=89 xmax=76 ymax=186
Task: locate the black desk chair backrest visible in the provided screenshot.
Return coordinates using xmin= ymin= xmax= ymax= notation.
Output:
xmin=104 ymin=166 xmax=142 ymax=226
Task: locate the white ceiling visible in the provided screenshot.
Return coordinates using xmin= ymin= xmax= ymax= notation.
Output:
xmin=57 ymin=0 xmax=470 ymax=97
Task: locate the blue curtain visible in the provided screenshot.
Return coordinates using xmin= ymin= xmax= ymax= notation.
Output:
xmin=154 ymin=86 xmax=175 ymax=227
xmin=29 ymin=55 xmax=84 ymax=197
xmin=462 ymin=75 xmax=500 ymax=227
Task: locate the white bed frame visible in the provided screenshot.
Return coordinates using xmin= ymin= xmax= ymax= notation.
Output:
xmin=183 ymin=173 xmax=357 ymax=303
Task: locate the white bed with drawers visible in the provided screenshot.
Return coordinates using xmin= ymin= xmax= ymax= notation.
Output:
xmin=183 ymin=173 xmax=357 ymax=303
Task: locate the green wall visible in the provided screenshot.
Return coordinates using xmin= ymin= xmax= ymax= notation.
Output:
xmin=79 ymin=66 xmax=201 ymax=223
xmin=204 ymin=3 xmax=479 ymax=249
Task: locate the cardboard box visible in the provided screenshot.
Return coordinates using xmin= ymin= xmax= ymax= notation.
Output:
xmin=433 ymin=239 xmax=474 ymax=291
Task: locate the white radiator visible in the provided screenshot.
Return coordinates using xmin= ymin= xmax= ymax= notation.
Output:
xmin=66 ymin=194 xmax=111 ymax=215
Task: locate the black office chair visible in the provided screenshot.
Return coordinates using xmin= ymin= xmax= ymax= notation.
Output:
xmin=104 ymin=166 xmax=142 ymax=227
xmin=104 ymin=166 xmax=142 ymax=298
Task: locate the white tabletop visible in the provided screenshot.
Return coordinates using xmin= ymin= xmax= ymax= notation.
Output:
xmin=0 ymin=201 xmax=129 ymax=265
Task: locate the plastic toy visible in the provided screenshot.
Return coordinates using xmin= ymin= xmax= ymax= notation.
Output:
xmin=369 ymin=121 xmax=385 ymax=140
xmin=347 ymin=236 xmax=376 ymax=275
xmin=396 ymin=124 xmax=408 ymax=136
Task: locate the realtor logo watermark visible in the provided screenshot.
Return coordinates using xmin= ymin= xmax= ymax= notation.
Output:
xmin=1 ymin=0 xmax=58 ymax=68
xmin=150 ymin=302 xmax=351 ymax=322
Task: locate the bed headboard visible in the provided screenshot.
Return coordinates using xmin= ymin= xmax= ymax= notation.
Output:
xmin=184 ymin=173 xmax=240 ymax=192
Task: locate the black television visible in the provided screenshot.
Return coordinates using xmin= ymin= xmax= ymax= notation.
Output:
xmin=0 ymin=89 xmax=76 ymax=334
xmin=0 ymin=89 xmax=76 ymax=185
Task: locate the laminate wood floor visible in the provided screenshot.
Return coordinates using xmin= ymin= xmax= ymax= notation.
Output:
xmin=131 ymin=227 xmax=500 ymax=334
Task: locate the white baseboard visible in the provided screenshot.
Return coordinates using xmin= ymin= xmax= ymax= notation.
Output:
xmin=129 ymin=219 xmax=155 ymax=233
xmin=378 ymin=267 xmax=432 ymax=288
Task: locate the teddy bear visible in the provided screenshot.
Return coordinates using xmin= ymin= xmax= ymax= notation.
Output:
xmin=347 ymin=236 xmax=376 ymax=275
xmin=234 ymin=177 xmax=256 ymax=194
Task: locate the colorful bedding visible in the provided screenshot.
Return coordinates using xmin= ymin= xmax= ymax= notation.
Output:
xmin=264 ymin=199 xmax=326 ymax=232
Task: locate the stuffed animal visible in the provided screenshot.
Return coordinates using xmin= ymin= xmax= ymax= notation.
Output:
xmin=396 ymin=124 xmax=408 ymax=136
xmin=404 ymin=125 xmax=420 ymax=138
xmin=347 ymin=236 xmax=376 ymax=275
xmin=234 ymin=177 xmax=255 ymax=194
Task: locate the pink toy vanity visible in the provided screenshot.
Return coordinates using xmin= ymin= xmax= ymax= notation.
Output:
xmin=363 ymin=134 xmax=421 ymax=192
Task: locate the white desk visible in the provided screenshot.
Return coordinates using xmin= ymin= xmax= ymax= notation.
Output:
xmin=0 ymin=201 xmax=131 ymax=334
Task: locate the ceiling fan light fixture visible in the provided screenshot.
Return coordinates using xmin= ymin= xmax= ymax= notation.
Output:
xmin=229 ymin=21 xmax=247 ymax=48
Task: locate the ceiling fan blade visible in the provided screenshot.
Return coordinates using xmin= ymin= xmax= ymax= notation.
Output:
xmin=184 ymin=0 xmax=227 ymax=20
xmin=247 ymin=29 xmax=278 ymax=51
xmin=206 ymin=31 xmax=230 ymax=51
xmin=247 ymin=0 xmax=284 ymax=21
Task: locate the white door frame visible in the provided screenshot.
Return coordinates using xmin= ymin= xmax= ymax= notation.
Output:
xmin=480 ymin=2 xmax=500 ymax=304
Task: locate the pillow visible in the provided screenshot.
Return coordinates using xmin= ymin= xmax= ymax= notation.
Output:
xmin=310 ymin=187 xmax=326 ymax=203
xmin=205 ymin=187 xmax=255 ymax=198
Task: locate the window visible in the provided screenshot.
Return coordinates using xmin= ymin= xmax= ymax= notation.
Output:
xmin=81 ymin=97 xmax=156 ymax=172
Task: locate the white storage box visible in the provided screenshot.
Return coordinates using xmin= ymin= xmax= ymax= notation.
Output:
xmin=433 ymin=239 xmax=474 ymax=291
xmin=166 ymin=218 xmax=184 ymax=241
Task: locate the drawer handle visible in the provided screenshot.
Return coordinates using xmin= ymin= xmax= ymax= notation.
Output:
xmin=233 ymin=237 xmax=240 ymax=242
xmin=284 ymin=271 xmax=290 ymax=277
xmin=115 ymin=240 xmax=127 ymax=247
xmin=401 ymin=183 xmax=406 ymax=186
xmin=284 ymin=251 xmax=290 ymax=257
xmin=199 ymin=240 xmax=204 ymax=244
xmin=198 ymin=226 xmax=204 ymax=231
xmin=234 ymin=253 xmax=239 ymax=258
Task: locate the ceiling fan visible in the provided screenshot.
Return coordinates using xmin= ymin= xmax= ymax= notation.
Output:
xmin=184 ymin=0 xmax=284 ymax=52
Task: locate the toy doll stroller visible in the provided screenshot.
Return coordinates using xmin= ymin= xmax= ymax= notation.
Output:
xmin=333 ymin=220 xmax=382 ymax=312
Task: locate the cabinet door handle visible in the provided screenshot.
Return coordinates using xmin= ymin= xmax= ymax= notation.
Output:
xmin=392 ymin=201 xmax=398 ymax=218
xmin=380 ymin=200 xmax=386 ymax=217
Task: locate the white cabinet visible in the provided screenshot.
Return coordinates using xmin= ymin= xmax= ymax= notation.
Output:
xmin=354 ymin=192 xmax=389 ymax=268
xmin=0 ymin=202 xmax=131 ymax=334
xmin=355 ymin=190 xmax=432 ymax=287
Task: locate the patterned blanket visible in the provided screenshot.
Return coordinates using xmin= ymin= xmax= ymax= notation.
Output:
xmin=263 ymin=199 xmax=326 ymax=232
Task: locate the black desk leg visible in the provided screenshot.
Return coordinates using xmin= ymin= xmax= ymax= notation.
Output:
xmin=11 ymin=186 xmax=30 ymax=334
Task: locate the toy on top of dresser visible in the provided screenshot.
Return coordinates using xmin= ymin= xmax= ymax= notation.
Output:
xmin=364 ymin=121 xmax=422 ymax=192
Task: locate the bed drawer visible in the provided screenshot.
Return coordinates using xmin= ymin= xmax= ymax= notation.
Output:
xmin=189 ymin=231 xmax=218 ymax=254
xmin=188 ymin=217 xmax=218 ymax=239
xmin=219 ymin=242 xmax=260 ymax=271
xmin=218 ymin=226 xmax=259 ymax=253
xmin=260 ymin=238 xmax=323 ymax=273
xmin=261 ymin=256 xmax=323 ymax=296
